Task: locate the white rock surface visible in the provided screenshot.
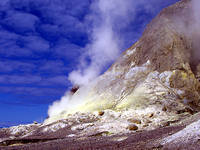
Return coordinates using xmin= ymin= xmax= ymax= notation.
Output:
xmin=162 ymin=119 xmax=200 ymax=145
xmin=43 ymin=122 xmax=68 ymax=132
xmin=9 ymin=123 xmax=40 ymax=136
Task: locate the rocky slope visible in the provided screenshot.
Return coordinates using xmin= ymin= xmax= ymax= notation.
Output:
xmin=46 ymin=0 xmax=200 ymax=125
xmin=1 ymin=0 xmax=200 ymax=149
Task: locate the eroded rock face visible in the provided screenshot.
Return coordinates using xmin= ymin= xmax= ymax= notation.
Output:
xmin=45 ymin=0 xmax=200 ymax=125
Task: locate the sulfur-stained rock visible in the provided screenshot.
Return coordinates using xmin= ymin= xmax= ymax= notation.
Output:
xmin=162 ymin=106 xmax=167 ymax=112
xmin=127 ymin=119 xmax=142 ymax=124
xmin=127 ymin=124 xmax=138 ymax=131
xmin=161 ymin=122 xmax=170 ymax=127
xmin=169 ymin=69 xmax=200 ymax=109
xmin=98 ymin=111 xmax=105 ymax=116
xmin=148 ymin=113 xmax=154 ymax=118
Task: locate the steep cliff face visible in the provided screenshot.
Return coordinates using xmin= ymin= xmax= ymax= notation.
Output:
xmin=46 ymin=0 xmax=200 ymax=124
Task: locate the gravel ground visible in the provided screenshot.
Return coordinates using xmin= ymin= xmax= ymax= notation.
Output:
xmin=0 ymin=125 xmax=183 ymax=150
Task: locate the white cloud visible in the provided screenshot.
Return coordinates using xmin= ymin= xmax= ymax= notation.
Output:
xmin=0 ymin=75 xmax=42 ymax=84
xmin=23 ymin=36 xmax=50 ymax=52
xmin=3 ymin=11 xmax=39 ymax=32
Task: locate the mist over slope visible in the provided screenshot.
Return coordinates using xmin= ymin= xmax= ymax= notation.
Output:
xmin=46 ymin=0 xmax=200 ymax=124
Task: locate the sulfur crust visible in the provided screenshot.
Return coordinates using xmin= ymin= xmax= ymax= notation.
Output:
xmin=116 ymin=85 xmax=149 ymax=110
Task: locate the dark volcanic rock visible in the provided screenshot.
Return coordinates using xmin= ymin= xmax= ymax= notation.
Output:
xmin=70 ymin=86 xmax=79 ymax=95
xmin=127 ymin=124 xmax=138 ymax=131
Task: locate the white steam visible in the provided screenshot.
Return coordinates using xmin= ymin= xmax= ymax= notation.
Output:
xmin=47 ymin=84 xmax=93 ymax=117
xmin=47 ymin=93 xmax=72 ymax=117
xmin=190 ymin=0 xmax=200 ymax=63
xmin=47 ymin=0 xmax=200 ymax=118
xmin=170 ymin=0 xmax=200 ymax=65
xmin=48 ymin=0 xmax=135 ymax=117
xmin=191 ymin=0 xmax=200 ymax=26
xmin=68 ymin=0 xmax=134 ymax=86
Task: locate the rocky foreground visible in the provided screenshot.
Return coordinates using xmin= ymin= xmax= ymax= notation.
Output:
xmin=1 ymin=0 xmax=200 ymax=149
xmin=0 ymin=111 xmax=200 ymax=150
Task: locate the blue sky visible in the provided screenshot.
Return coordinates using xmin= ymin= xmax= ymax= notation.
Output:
xmin=0 ymin=0 xmax=179 ymax=127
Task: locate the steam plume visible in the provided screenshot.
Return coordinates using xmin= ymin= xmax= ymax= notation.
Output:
xmin=48 ymin=0 xmax=135 ymax=117
xmin=190 ymin=0 xmax=200 ymax=65
xmin=48 ymin=0 xmax=200 ymax=118
xmin=68 ymin=0 xmax=135 ymax=86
